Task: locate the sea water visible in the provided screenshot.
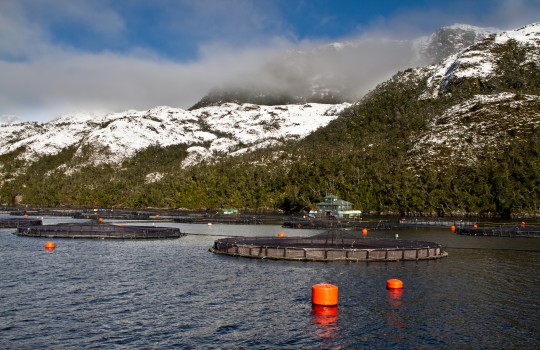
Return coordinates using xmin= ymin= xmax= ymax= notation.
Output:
xmin=1 ymin=216 xmax=539 ymax=349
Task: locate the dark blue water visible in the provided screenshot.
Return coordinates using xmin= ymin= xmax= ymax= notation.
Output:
xmin=1 ymin=217 xmax=539 ymax=349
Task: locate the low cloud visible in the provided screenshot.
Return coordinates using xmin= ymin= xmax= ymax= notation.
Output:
xmin=1 ymin=0 xmax=539 ymax=122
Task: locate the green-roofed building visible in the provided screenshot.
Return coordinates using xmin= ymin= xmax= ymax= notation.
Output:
xmin=313 ymin=194 xmax=360 ymax=218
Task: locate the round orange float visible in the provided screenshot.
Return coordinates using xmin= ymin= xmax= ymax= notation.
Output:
xmin=386 ymin=279 xmax=403 ymax=290
xmin=277 ymin=232 xmax=286 ymax=237
xmin=44 ymin=241 xmax=55 ymax=250
xmin=361 ymin=228 xmax=368 ymax=236
xmin=312 ymin=283 xmax=338 ymax=306
xmin=450 ymin=225 xmax=456 ymax=232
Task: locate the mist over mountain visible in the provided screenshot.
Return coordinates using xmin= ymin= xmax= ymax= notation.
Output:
xmin=0 ymin=115 xmax=21 ymax=125
xmin=190 ymin=24 xmax=499 ymax=109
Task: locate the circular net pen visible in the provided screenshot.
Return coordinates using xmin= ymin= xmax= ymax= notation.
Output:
xmin=0 ymin=218 xmax=43 ymax=228
xmin=16 ymin=223 xmax=185 ymax=239
xmin=210 ymin=230 xmax=448 ymax=262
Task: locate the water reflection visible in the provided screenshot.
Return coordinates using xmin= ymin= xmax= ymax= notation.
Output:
xmin=386 ymin=289 xmax=406 ymax=328
xmin=311 ymin=305 xmax=339 ymax=337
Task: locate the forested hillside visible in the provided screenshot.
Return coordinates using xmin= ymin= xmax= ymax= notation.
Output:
xmin=0 ymin=24 xmax=538 ymax=218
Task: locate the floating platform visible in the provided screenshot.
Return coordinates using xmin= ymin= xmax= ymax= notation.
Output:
xmin=73 ymin=211 xmax=154 ymax=220
xmin=455 ymin=225 xmax=540 ymax=237
xmin=398 ymin=218 xmax=474 ymax=228
xmin=0 ymin=218 xmax=43 ymax=228
xmin=173 ymin=215 xmax=263 ymax=225
xmin=210 ymin=231 xmax=447 ymax=262
xmin=16 ymin=223 xmax=185 ymax=239
xmin=282 ymin=218 xmax=390 ymax=230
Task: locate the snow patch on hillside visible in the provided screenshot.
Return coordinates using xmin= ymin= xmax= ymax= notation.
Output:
xmin=420 ymin=22 xmax=540 ymax=99
xmin=0 ymin=102 xmax=350 ymax=167
xmin=411 ymin=93 xmax=540 ymax=167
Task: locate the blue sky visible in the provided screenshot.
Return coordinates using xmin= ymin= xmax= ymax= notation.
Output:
xmin=1 ymin=0 xmax=539 ymax=121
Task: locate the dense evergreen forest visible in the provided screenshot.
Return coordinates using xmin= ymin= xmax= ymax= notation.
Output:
xmin=1 ymin=39 xmax=539 ymax=218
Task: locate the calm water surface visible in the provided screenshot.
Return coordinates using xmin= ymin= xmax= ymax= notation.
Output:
xmin=1 ymin=216 xmax=539 ymax=349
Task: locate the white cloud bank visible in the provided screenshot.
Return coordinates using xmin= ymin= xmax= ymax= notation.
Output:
xmin=1 ymin=0 xmax=539 ymax=122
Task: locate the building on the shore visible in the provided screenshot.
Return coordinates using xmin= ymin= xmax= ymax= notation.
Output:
xmin=218 ymin=208 xmax=238 ymax=215
xmin=309 ymin=194 xmax=361 ymax=218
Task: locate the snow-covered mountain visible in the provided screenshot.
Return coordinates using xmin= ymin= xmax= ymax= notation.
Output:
xmin=413 ymin=23 xmax=499 ymax=64
xmin=0 ymin=103 xmax=350 ymax=167
xmin=408 ymin=22 xmax=540 ymax=167
xmin=0 ymin=22 xmax=537 ymax=177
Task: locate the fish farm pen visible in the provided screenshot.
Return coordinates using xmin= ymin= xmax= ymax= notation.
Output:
xmin=210 ymin=230 xmax=447 ymax=262
xmin=455 ymin=224 xmax=540 ymax=237
xmin=0 ymin=218 xmax=43 ymax=228
xmin=16 ymin=223 xmax=185 ymax=239
xmin=173 ymin=215 xmax=263 ymax=225
xmin=282 ymin=218 xmax=391 ymax=230
xmin=398 ymin=218 xmax=475 ymax=228
xmin=73 ymin=211 xmax=154 ymax=220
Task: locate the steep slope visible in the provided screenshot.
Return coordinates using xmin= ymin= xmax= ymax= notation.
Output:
xmin=414 ymin=23 xmax=498 ymax=64
xmin=411 ymin=22 xmax=540 ymax=167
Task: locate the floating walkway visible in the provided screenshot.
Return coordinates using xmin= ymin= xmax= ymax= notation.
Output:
xmin=210 ymin=230 xmax=447 ymax=262
xmin=455 ymin=224 xmax=540 ymax=237
xmin=282 ymin=218 xmax=390 ymax=230
xmin=398 ymin=218 xmax=474 ymax=228
xmin=173 ymin=215 xmax=263 ymax=225
xmin=0 ymin=218 xmax=43 ymax=228
xmin=73 ymin=211 xmax=154 ymax=220
xmin=16 ymin=223 xmax=185 ymax=239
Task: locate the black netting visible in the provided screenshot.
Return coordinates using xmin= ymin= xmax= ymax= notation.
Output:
xmin=17 ymin=223 xmax=184 ymax=239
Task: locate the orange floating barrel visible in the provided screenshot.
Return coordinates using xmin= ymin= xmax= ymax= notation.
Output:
xmin=361 ymin=228 xmax=368 ymax=236
xmin=277 ymin=232 xmax=286 ymax=237
xmin=387 ymin=279 xmax=403 ymax=290
xmin=450 ymin=225 xmax=456 ymax=232
xmin=44 ymin=241 xmax=55 ymax=250
xmin=312 ymin=283 xmax=338 ymax=306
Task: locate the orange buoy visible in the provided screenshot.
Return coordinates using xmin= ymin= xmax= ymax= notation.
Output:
xmin=361 ymin=228 xmax=368 ymax=236
xmin=277 ymin=232 xmax=286 ymax=237
xmin=450 ymin=225 xmax=456 ymax=232
xmin=387 ymin=279 xmax=403 ymax=290
xmin=44 ymin=241 xmax=55 ymax=250
xmin=98 ymin=217 xmax=104 ymax=223
xmin=24 ymin=214 xmax=29 ymax=218
xmin=312 ymin=284 xmax=338 ymax=306
xmin=473 ymin=223 xmax=478 ymax=229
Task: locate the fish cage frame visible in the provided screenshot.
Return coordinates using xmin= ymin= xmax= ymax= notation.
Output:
xmin=16 ymin=223 xmax=185 ymax=239
xmin=210 ymin=230 xmax=447 ymax=262
xmin=0 ymin=218 xmax=43 ymax=228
